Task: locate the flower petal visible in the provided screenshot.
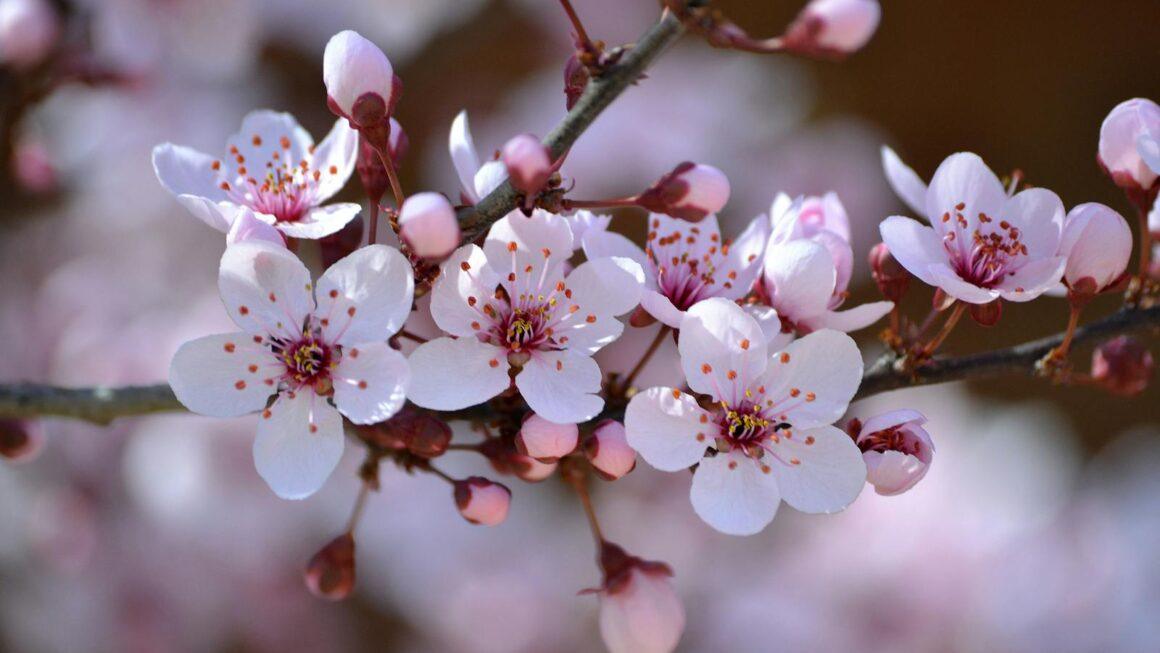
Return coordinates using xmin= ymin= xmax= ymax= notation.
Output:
xmin=679 ymin=298 xmax=768 ymax=403
xmin=332 ymin=343 xmax=409 ymax=424
xmin=581 ymin=229 xmax=651 ymax=284
xmin=227 ymin=208 xmax=285 ymax=246
xmin=624 ymin=387 xmax=711 ymax=472
xmin=152 ymin=143 xmax=228 ymax=203
xmin=804 ymin=301 xmax=894 ymax=333
xmin=278 ymin=203 xmax=362 ymax=240
xmin=450 ymin=110 xmax=482 ymax=202
xmin=690 ymin=451 xmax=781 ymax=536
xmin=880 ymin=146 xmax=927 ymax=216
xmin=483 ymin=210 xmax=573 ymax=278
xmin=639 ymin=289 xmax=686 ymax=329
xmin=925 ymin=152 xmax=1006 ymax=239
xmin=743 ymin=304 xmax=795 ymax=351
xmin=253 ymin=391 xmax=343 ymax=500
xmin=310 ymin=119 xmax=358 ymax=202
xmin=430 ymin=244 xmax=502 ymax=338
xmin=995 ymin=256 xmax=1067 ymax=302
xmin=768 ymin=424 xmax=865 ymax=513
xmin=515 ymin=349 xmax=604 ymax=424
xmin=407 ymin=338 xmax=510 ymax=410
xmin=566 ymin=256 xmax=645 ymax=317
xmin=168 ymin=332 xmax=280 ymax=417
xmin=864 ymin=450 xmax=928 ymax=496
xmin=719 ymin=214 xmax=771 ymax=298
xmin=878 ymin=216 xmax=944 ymax=287
xmin=474 ymin=160 xmax=508 ymax=199
xmin=219 ymin=241 xmax=315 ymax=339
xmin=1002 ymin=187 xmax=1064 ymax=260
xmin=760 ymin=329 xmax=862 ymax=430
xmin=926 ymin=264 xmax=1001 ymax=304
xmin=316 ymin=244 xmax=414 ymax=346
xmin=226 ymin=110 xmax=313 ymax=176
xmin=762 ymin=239 xmax=835 ymax=323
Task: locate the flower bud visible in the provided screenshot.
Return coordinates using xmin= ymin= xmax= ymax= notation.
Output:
xmin=596 ymin=542 xmax=684 ymax=653
xmin=512 ymin=453 xmax=558 ymax=482
xmin=516 ymin=413 xmax=579 ymax=463
xmin=453 ymin=476 xmax=512 ymax=526
xmin=354 ymin=407 xmax=451 ymax=458
xmin=304 ymin=533 xmax=356 ymax=601
xmin=1098 ymin=98 xmax=1160 ymax=191
xmin=852 ymin=409 xmax=933 ymax=496
xmin=584 ymin=420 xmax=637 ymax=481
xmin=868 ymin=242 xmax=910 ymax=303
xmin=398 ymin=192 xmax=461 ymax=259
xmin=502 ymin=134 xmax=553 ymax=196
xmin=637 ymin=162 xmax=730 ymax=222
xmin=563 ymin=53 xmax=590 ymax=110
xmin=1092 ymin=336 xmax=1154 ymax=397
xmin=785 ymin=0 xmax=881 ymax=56
xmin=1059 ymin=203 xmax=1133 ymax=294
xmin=323 ymin=30 xmax=397 ymax=122
xmin=13 ymin=139 xmax=56 ymax=194
xmin=0 ymin=0 xmax=60 ymax=69
xmin=0 ymin=419 xmax=43 ymax=462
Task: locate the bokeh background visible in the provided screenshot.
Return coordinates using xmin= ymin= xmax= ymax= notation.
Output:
xmin=1 ymin=1 xmax=1159 ymax=651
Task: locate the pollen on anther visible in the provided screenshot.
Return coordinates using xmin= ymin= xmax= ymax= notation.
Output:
xmin=780 ymin=353 xmax=790 ymax=363
xmin=347 ymin=307 xmax=356 ymax=317
xmin=699 ymin=414 xmax=708 ymax=423
xmin=248 ymin=364 xmax=258 ymax=373
xmin=234 ymin=380 xmax=246 ymax=390
xmin=268 ymin=292 xmax=276 ymax=302
xmin=805 ymin=436 xmax=815 ymax=445
xmin=328 ymin=166 xmax=338 ymax=175
xmin=740 ymin=338 xmax=750 ymax=350
xmin=556 ymin=360 xmax=563 ymax=371
xmin=790 ymin=388 xmax=801 ymax=397
xmin=220 ymin=182 xmax=231 ymax=191
xmin=238 ymin=305 xmax=250 ymax=315
xmin=211 ymin=160 xmax=221 ymax=171
xmin=671 ymin=389 xmax=681 ymax=399
xmin=727 ymin=370 xmax=737 ymax=380
xmin=701 ymin=363 xmax=712 ymax=374
xmin=251 ymin=135 xmax=262 ymax=146
xmin=507 ymin=242 xmax=518 ymax=252
xmin=358 ymin=380 xmax=368 ymax=389
xmin=790 ymin=458 xmax=801 ymax=466
xmin=309 ymin=424 xmax=319 ymax=434
xmin=696 ymin=433 xmax=706 ymax=442
xmin=489 ymin=359 xmax=500 ymax=368
xmin=328 ymin=289 xmax=339 ymax=298
xmin=585 ymin=314 xmax=596 ymax=323
xmin=805 ymin=392 xmax=816 ymax=402
xmin=349 ymin=348 xmax=359 ymax=358
xmin=223 ymin=342 xmax=236 ymax=353
xmin=728 ymin=461 xmax=738 ymax=470
xmin=262 ymin=409 xmax=272 ymax=419
xmin=761 ymin=464 xmax=771 ymax=474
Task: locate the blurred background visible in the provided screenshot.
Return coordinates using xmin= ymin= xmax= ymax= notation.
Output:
xmin=1 ymin=0 xmax=1158 ymax=651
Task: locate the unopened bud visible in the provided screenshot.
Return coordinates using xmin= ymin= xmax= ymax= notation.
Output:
xmin=969 ymin=299 xmax=1002 ymax=327
xmin=595 ymin=541 xmax=685 ymax=653
xmin=784 ymin=0 xmax=881 ymax=57
xmin=516 ymin=413 xmax=579 ymax=462
xmin=354 ymin=407 xmax=451 ymax=458
xmin=398 ymin=192 xmax=460 ymax=259
xmin=868 ymin=242 xmax=910 ymax=302
xmin=1092 ymin=336 xmax=1154 ymax=397
xmin=584 ymin=420 xmax=637 ymax=481
xmin=563 ymin=53 xmax=590 ymax=110
xmin=1059 ymin=203 xmax=1133 ymax=293
xmin=853 ymin=409 xmax=933 ymax=496
xmin=304 ymin=533 xmax=356 ymax=601
xmin=502 ymin=134 xmax=553 ymax=197
xmin=323 ymin=30 xmax=397 ymax=122
xmin=0 ymin=0 xmax=60 ymax=69
xmin=637 ymin=162 xmax=730 ymax=222
xmin=1098 ymin=98 xmax=1160 ymax=191
xmin=453 ymin=476 xmax=511 ymax=526
xmin=0 ymin=419 xmax=42 ymax=462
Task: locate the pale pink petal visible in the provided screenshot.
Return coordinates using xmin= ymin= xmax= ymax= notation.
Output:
xmin=449 ymin=110 xmax=482 ymax=202
xmin=880 ymin=145 xmax=927 ymax=216
xmin=858 ymin=408 xmax=926 ymax=437
xmin=760 ymin=329 xmax=862 ymax=430
xmin=515 ymin=350 xmax=603 ymax=424
xmin=1059 ymin=203 xmax=1133 ymax=290
xmin=566 ymin=211 xmax=613 ymax=251
xmin=864 ymin=450 xmax=929 ymax=496
xmin=407 ymin=338 xmax=510 ymax=410
xmin=624 ymin=387 xmax=711 ymax=472
xmin=926 ymin=264 xmax=1001 ymax=304
xmin=277 ymin=203 xmax=362 ymax=240
xmin=316 ymin=244 xmax=414 ymax=346
xmin=322 ymin=30 xmax=394 ymax=117
xmin=561 ymin=312 xmax=624 ymax=356
xmin=811 ymin=229 xmax=854 ymax=300
xmin=1139 ymin=133 xmax=1160 ymax=175
xmin=719 ymin=214 xmax=771 ymax=297
xmin=332 ymin=342 xmax=409 ymax=424
xmin=878 ymin=216 xmax=944 ymax=286
xmin=227 ymin=208 xmax=284 ymax=247
xmin=474 ymin=160 xmax=508 ymax=200
xmin=219 ymin=241 xmax=315 ymax=339
xmin=168 ymin=332 xmax=280 ymax=417
xmin=767 ymin=424 xmax=865 ymax=513
xmin=1002 ymin=187 xmax=1064 ymax=260
xmin=804 ymin=301 xmax=893 ymax=333
xmin=310 ymin=119 xmax=359 ymax=202
xmin=565 ymin=257 xmax=645 ymax=317
xmin=226 ymin=111 xmax=313 ymax=175
xmin=581 ymin=229 xmax=651 ymax=283
xmin=253 ymin=391 xmax=344 ymax=500
xmin=743 ymin=305 xmax=795 ymax=351
xmin=640 ymin=290 xmax=686 ymax=329
xmin=690 ymin=451 xmax=780 ymax=536
xmin=762 ymin=239 xmax=835 ymax=323
xmin=483 ymin=210 xmax=573 ymax=276
xmin=678 ymin=298 xmax=768 ymax=402
xmin=152 ymin=143 xmax=233 ymax=231
xmin=430 ymin=244 xmax=502 ymax=337
xmin=994 ymin=256 xmax=1067 ymax=302
xmin=925 ymin=152 xmax=1006 ymax=239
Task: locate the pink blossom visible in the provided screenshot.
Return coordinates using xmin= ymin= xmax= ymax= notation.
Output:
xmin=449 ymin=110 xmax=508 ymax=204
xmin=408 ymin=210 xmax=644 ymax=424
xmin=585 ymin=420 xmax=637 ymax=481
xmin=879 ymin=152 xmax=1066 ymax=304
xmin=1098 ymin=98 xmax=1160 ymax=191
xmin=153 ymin=110 xmax=360 ymax=240
xmin=625 ymin=299 xmax=865 ymax=535
xmin=881 ymin=145 xmax=928 ymax=216
xmin=637 ymin=162 xmax=731 ymax=222
xmin=322 ymin=30 xmax=397 ymax=121
xmin=501 ymin=133 xmax=553 ymax=196
xmin=453 ymin=477 xmax=512 ymax=526
xmin=0 ymin=0 xmax=59 ymax=69
xmin=398 ymin=192 xmax=460 ymax=259
xmin=1058 ymin=203 xmax=1132 ymax=294
xmin=582 ymin=213 xmax=768 ymax=329
xmin=852 ymin=409 xmax=934 ymax=496
xmin=787 ymin=0 xmax=881 ymax=55
xmin=517 ymin=413 xmax=579 ymax=462
xmin=169 ymin=242 xmax=414 ymax=498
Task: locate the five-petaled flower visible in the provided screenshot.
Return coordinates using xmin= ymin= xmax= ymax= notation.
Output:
xmin=407 ymin=210 xmax=644 ymax=424
xmin=153 ymin=110 xmax=360 ymax=240
xmin=169 ymin=241 xmax=414 ymax=499
xmin=624 ymin=298 xmax=865 ymax=535
xmin=879 ymin=152 xmax=1066 ymax=305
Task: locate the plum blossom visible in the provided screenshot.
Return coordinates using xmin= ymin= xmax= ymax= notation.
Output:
xmin=850 ymin=409 xmax=934 ymax=496
xmin=1058 ymin=203 xmax=1132 ymax=294
xmin=449 ymin=110 xmax=509 ymax=204
xmin=322 ymin=30 xmax=398 ymax=121
xmin=153 ymin=110 xmax=360 ymax=240
xmin=879 ymin=152 xmax=1067 ymax=304
xmin=582 ymin=212 xmax=768 ymax=329
xmin=757 ymin=192 xmax=893 ymax=334
xmin=625 ymin=298 xmax=865 ymax=535
xmin=408 ymin=210 xmax=644 ymax=424
xmin=1098 ymin=98 xmax=1160 ymax=191
xmin=564 ymin=210 xmax=612 ymax=251
xmin=169 ymin=241 xmax=414 ymax=499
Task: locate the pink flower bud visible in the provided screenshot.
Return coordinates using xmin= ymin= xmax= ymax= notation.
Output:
xmin=595 ymin=542 xmax=684 ymax=653
xmin=1098 ymin=98 xmax=1160 ymax=191
xmin=453 ymin=476 xmax=512 ymax=526
xmin=502 ymin=134 xmax=553 ymax=196
xmin=786 ymin=0 xmax=881 ymax=56
xmin=638 ymin=162 xmax=730 ymax=222
xmin=398 ymin=192 xmax=460 ymax=259
xmin=0 ymin=418 xmax=43 ymax=462
xmin=1059 ymin=203 xmax=1132 ymax=294
xmin=1092 ymin=336 xmax=1154 ymax=397
xmin=851 ymin=409 xmax=933 ymax=496
xmin=516 ymin=413 xmax=579 ymax=462
xmin=512 ymin=453 xmax=558 ymax=482
xmin=323 ymin=30 xmax=396 ymax=122
xmin=304 ymin=533 xmax=356 ymax=601
xmin=868 ymin=242 xmax=910 ymax=303
xmin=0 ymin=0 xmax=60 ymax=69
xmin=584 ymin=420 xmax=637 ymax=481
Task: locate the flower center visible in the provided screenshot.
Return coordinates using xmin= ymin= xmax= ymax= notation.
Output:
xmin=506 ymin=315 xmax=537 ymax=349
xmin=941 ymin=205 xmax=1028 ymax=288
xmin=277 ymin=336 xmax=333 ymax=388
xmin=857 ymin=426 xmax=920 ymax=456
xmin=646 ymin=219 xmax=736 ymax=310
xmin=214 ymin=137 xmax=330 ymax=223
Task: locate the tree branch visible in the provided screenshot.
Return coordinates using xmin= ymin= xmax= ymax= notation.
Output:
xmin=2 ymin=305 xmax=1156 ymax=426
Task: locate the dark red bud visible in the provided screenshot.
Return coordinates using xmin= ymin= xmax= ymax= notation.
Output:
xmin=969 ymin=300 xmax=1002 ymax=327
xmin=304 ymin=533 xmax=356 ymax=601
xmin=0 ymin=419 xmax=41 ymax=462
xmin=1092 ymin=336 xmax=1154 ymax=397
xmin=868 ymin=242 xmax=910 ymax=303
